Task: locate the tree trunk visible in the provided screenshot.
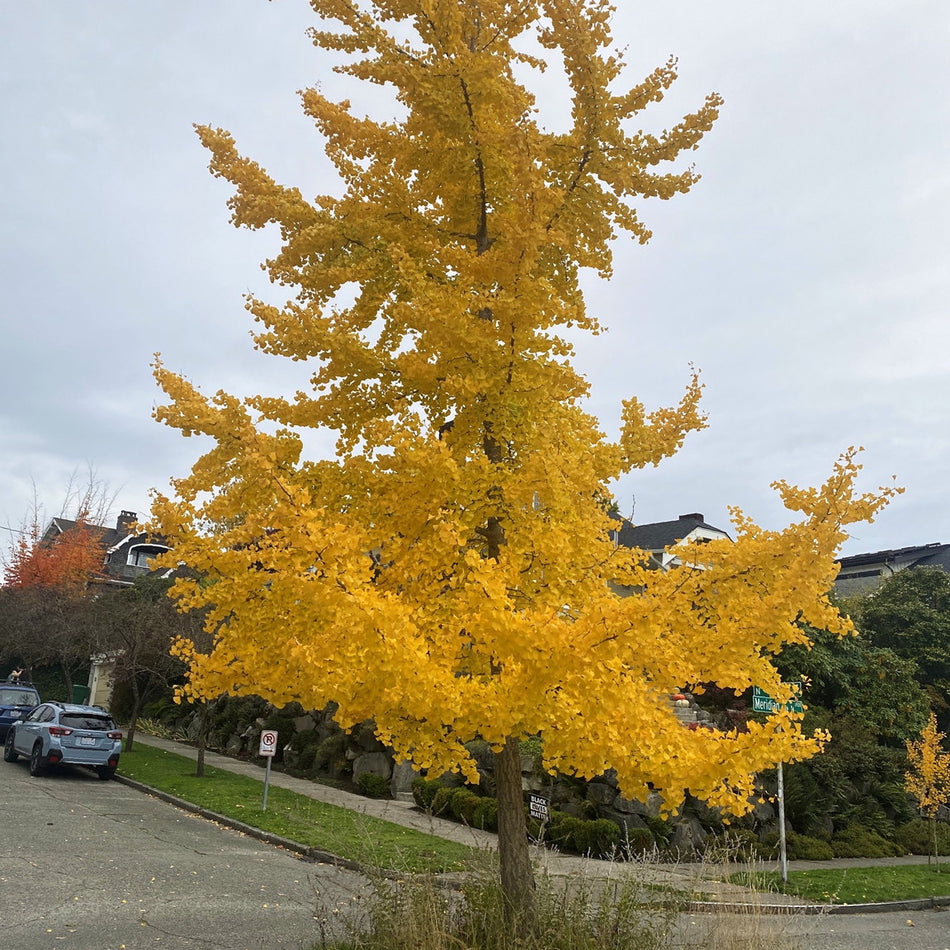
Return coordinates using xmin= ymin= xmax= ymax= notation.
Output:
xmin=195 ymin=702 xmax=209 ymax=778
xmin=494 ymin=736 xmax=536 ymax=935
xmin=125 ymin=665 xmax=142 ymax=752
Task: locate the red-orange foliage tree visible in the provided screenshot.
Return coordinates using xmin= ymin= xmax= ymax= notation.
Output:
xmin=3 ymin=519 xmax=105 ymax=591
xmin=2 ymin=515 xmax=105 ymax=694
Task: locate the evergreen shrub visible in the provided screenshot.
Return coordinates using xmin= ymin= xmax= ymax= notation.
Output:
xmin=644 ymin=815 xmax=673 ymax=845
xmin=289 ymin=728 xmax=323 ymax=771
xmin=313 ymin=733 xmax=347 ymax=773
xmin=430 ymin=786 xmax=456 ymax=816
xmin=541 ymin=811 xmax=620 ymax=857
xmin=357 ymin=773 xmax=392 ymax=798
xmin=411 ymin=776 xmax=442 ymax=809
xmin=895 ymin=818 xmax=950 ymax=855
xmin=760 ymin=832 xmax=834 ymax=861
xmin=831 ymin=824 xmax=906 ymax=858
xmin=623 ymin=826 xmax=655 ymax=855
xmin=449 ymin=788 xmax=482 ymax=825
xmin=473 ymin=797 xmax=498 ymax=831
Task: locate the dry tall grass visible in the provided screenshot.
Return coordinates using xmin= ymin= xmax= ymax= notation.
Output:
xmin=312 ymin=849 xmax=813 ymax=950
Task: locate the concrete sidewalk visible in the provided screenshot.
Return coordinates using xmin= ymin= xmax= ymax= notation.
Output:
xmin=122 ymin=732 xmax=947 ymax=914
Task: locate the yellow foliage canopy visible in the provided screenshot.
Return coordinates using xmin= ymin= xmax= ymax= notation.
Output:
xmin=153 ymin=1 xmax=898 ymax=815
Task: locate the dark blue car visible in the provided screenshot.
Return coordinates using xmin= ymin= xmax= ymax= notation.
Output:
xmin=0 ymin=680 xmax=41 ymax=741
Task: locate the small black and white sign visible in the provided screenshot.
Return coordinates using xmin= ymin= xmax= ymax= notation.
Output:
xmin=259 ymin=730 xmax=279 ymax=757
xmin=528 ymin=793 xmax=549 ymax=821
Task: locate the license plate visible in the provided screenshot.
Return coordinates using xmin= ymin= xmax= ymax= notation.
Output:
xmin=79 ymin=736 xmax=96 ymax=747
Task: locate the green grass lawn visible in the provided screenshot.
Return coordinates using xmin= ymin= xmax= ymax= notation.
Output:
xmin=117 ymin=744 xmax=477 ymax=874
xmin=732 ymin=864 xmax=950 ymax=904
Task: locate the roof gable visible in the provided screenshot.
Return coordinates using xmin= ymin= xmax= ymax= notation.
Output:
xmin=615 ymin=512 xmax=731 ymax=552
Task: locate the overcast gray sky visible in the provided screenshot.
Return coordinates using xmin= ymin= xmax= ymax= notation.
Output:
xmin=1 ymin=1 xmax=947 ymax=557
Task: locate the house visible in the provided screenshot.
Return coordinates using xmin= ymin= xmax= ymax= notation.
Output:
xmin=40 ymin=510 xmax=171 ymax=587
xmin=612 ymin=512 xmax=731 ymax=570
xmin=834 ymin=543 xmax=950 ymax=596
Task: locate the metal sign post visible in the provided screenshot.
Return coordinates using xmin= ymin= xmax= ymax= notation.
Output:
xmin=259 ymin=730 xmax=278 ymax=811
xmin=753 ymin=683 xmax=803 ymax=884
xmin=777 ymin=760 xmax=788 ymax=884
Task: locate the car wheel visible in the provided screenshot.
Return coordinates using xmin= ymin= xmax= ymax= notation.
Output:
xmin=29 ymin=743 xmax=46 ymax=777
xmin=96 ymin=765 xmax=115 ymax=781
xmin=3 ymin=732 xmax=18 ymax=763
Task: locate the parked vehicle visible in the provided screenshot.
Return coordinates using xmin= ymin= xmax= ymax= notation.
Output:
xmin=0 ymin=680 xmax=41 ymax=741
xmin=3 ymin=702 xmax=122 ymax=779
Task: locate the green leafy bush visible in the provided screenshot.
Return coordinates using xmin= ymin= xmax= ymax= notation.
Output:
xmin=541 ymin=811 xmax=620 ymax=857
xmin=288 ymin=728 xmax=324 ymax=771
xmin=785 ymin=832 xmax=835 ymax=860
xmin=759 ymin=831 xmax=834 ymax=861
xmin=623 ymin=826 xmax=655 ymax=855
xmin=574 ymin=819 xmax=621 ymax=857
xmin=358 ymin=773 xmax=392 ymax=798
xmin=644 ymin=815 xmax=673 ymax=845
xmin=313 ymin=733 xmax=348 ymax=773
xmin=895 ymin=819 xmax=950 ymax=855
xmin=208 ymin=694 xmax=268 ymax=749
xmin=473 ymin=797 xmax=498 ymax=831
xmin=519 ymin=735 xmax=544 ymax=772
xmin=831 ymin=824 xmax=906 ymax=858
xmin=430 ymin=786 xmax=456 ymax=817
xmin=411 ymin=776 xmax=443 ymax=809
xmin=449 ymin=788 xmax=482 ymax=825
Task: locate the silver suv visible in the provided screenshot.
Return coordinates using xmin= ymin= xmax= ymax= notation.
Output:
xmin=3 ymin=702 xmax=122 ymax=780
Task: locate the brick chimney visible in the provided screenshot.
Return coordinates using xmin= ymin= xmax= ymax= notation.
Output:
xmin=116 ymin=510 xmax=137 ymax=534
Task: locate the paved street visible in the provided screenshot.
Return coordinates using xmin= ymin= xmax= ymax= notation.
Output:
xmin=677 ymin=905 xmax=950 ymax=950
xmin=3 ymin=734 xmax=950 ymax=949
xmin=0 ymin=757 xmax=367 ymax=950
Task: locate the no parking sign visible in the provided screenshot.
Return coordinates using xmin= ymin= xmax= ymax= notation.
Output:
xmin=259 ymin=730 xmax=279 ymax=811
xmin=259 ymin=730 xmax=278 ymax=758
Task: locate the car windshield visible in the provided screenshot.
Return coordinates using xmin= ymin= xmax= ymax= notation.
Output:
xmin=0 ymin=689 xmax=37 ymax=705
xmin=60 ymin=714 xmax=115 ymax=731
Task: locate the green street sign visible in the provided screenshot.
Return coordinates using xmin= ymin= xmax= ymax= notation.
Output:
xmin=752 ymin=683 xmax=804 ymax=715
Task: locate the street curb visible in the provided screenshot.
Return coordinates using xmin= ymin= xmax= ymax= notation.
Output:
xmin=686 ymin=896 xmax=950 ymax=916
xmin=114 ymin=774 xmax=366 ymax=873
xmin=114 ymin=774 xmax=950 ymax=916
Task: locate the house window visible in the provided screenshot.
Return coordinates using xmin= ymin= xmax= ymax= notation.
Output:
xmin=128 ymin=549 xmax=153 ymax=568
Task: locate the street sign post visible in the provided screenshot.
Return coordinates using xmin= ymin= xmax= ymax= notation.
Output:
xmin=752 ymin=683 xmax=804 ymax=884
xmin=752 ymin=684 xmax=803 ymax=714
xmin=259 ymin=730 xmax=279 ymax=811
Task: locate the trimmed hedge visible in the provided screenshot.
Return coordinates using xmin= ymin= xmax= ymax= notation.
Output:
xmin=760 ymin=831 xmax=834 ymax=861
xmin=538 ymin=811 xmax=621 ymax=857
xmin=357 ymin=773 xmax=391 ymax=798
xmin=895 ymin=818 xmax=950 ymax=855
xmin=411 ymin=776 xmax=443 ymax=809
xmin=831 ymin=824 xmax=906 ymax=859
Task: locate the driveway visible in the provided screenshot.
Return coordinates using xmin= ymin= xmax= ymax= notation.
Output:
xmin=0 ymin=758 xmax=368 ymax=949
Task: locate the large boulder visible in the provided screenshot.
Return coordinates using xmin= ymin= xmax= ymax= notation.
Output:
xmin=353 ymin=751 xmax=392 ymax=782
xmin=586 ymin=782 xmax=617 ymax=807
xmin=293 ymin=713 xmax=317 ymax=734
xmin=668 ymin=815 xmax=707 ymax=857
xmin=390 ymin=760 xmax=419 ymax=801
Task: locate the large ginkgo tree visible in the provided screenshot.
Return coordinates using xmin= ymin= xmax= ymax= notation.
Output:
xmin=152 ymin=0 xmax=896 ymax=926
